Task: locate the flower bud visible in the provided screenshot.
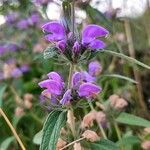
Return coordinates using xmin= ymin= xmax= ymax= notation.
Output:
xmin=73 ymin=41 xmax=80 ymax=54
xmin=144 ymin=128 xmax=150 ymax=134
xmin=24 ymin=93 xmax=33 ymax=101
xmin=56 ymin=138 xmax=67 ymax=150
xmin=57 ymin=40 xmax=66 ymax=52
xmin=24 ymin=99 xmax=32 ymax=109
xmin=81 ymin=111 xmax=96 ymax=128
xmin=82 ymin=130 xmax=100 ymax=142
xmin=95 ymin=111 xmax=107 ymax=127
xmin=15 ymin=107 xmax=24 ymax=117
xmin=141 ymin=141 xmax=150 ymax=150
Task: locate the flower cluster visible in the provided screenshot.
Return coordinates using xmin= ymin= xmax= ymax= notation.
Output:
xmin=5 ymin=11 xmax=42 ymax=29
xmin=42 ymin=21 xmax=109 ymax=63
xmin=0 ymin=43 xmax=19 ymax=55
xmin=0 ymin=59 xmax=30 ymax=81
xmin=38 ymin=61 xmax=102 ymax=105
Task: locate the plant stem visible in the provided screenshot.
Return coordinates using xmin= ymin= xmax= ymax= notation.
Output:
xmin=67 ymin=63 xmax=74 ymax=89
xmin=60 ymin=137 xmax=85 ymax=150
xmin=113 ymin=121 xmax=121 ymax=140
xmin=0 ymin=108 xmax=26 ymax=150
xmin=87 ymin=100 xmax=107 ymax=139
xmin=67 ymin=63 xmax=76 ymax=139
xmin=71 ymin=0 xmax=75 ymax=40
xmin=124 ymin=19 xmax=148 ymax=115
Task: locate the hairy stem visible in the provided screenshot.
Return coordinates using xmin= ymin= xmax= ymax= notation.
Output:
xmin=0 ymin=108 xmax=26 ymax=150
xmin=60 ymin=137 xmax=85 ymax=150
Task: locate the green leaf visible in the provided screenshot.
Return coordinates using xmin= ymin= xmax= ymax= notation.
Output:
xmin=0 ymin=137 xmax=15 ymax=150
xmin=83 ymin=139 xmax=119 ymax=150
xmin=102 ymin=50 xmax=150 ymax=69
xmin=101 ymin=74 xmax=137 ymax=84
xmin=0 ymin=84 xmax=7 ymax=107
xmin=44 ymin=47 xmax=57 ymax=59
xmin=85 ymin=5 xmax=112 ymax=32
xmin=48 ymin=111 xmax=67 ymax=150
xmin=40 ymin=110 xmax=67 ymax=150
xmin=33 ymin=130 xmax=43 ymax=145
xmin=116 ymin=112 xmax=150 ymax=127
xmin=117 ymin=135 xmax=141 ymax=146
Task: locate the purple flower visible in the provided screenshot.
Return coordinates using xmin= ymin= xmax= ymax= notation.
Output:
xmin=42 ymin=21 xmax=66 ymax=42
xmin=47 ymin=72 xmax=64 ymax=83
xmin=42 ymin=22 xmax=109 ymax=56
xmin=60 ymin=89 xmax=72 ymax=105
xmin=38 ymin=79 xmax=63 ymax=96
xmin=5 ymin=12 xmax=19 ymax=24
xmin=34 ymin=0 xmax=49 ymax=5
xmin=78 ymin=83 xmax=101 ymax=98
xmin=82 ymin=25 xmax=109 ymax=49
xmin=81 ymin=71 xmax=96 ymax=83
xmin=11 ymin=68 xmax=22 ymax=78
xmin=88 ymin=61 xmax=102 ymax=77
xmin=6 ymin=43 xmax=18 ymax=52
xmin=0 ymin=45 xmax=6 ymax=55
xmin=28 ymin=13 xmax=40 ymax=25
xmin=20 ymin=64 xmax=30 ymax=73
xmin=71 ymin=72 xmax=82 ymax=88
xmin=17 ymin=19 xmax=29 ymax=29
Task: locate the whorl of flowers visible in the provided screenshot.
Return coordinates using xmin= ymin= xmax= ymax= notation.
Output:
xmin=38 ymin=61 xmax=102 ymax=105
xmin=42 ymin=21 xmax=109 ymax=63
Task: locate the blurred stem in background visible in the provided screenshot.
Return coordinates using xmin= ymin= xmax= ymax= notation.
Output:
xmin=123 ymin=0 xmax=149 ymax=117
xmin=0 ymin=108 xmax=26 ymax=150
xmin=124 ymin=18 xmax=149 ymax=116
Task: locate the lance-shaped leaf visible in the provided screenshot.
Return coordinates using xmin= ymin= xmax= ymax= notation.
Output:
xmin=116 ymin=112 xmax=150 ymax=127
xmin=102 ymin=50 xmax=150 ymax=69
xmin=82 ymin=139 xmax=119 ymax=150
xmin=40 ymin=110 xmax=67 ymax=150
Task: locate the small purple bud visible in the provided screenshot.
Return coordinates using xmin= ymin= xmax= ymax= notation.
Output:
xmin=20 ymin=64 xmax=30 ymax=73
xmin=17 ymin=19 xmax=29 ymax=29
xmin=0 ymin=45 xmax=6 ymax=55
xmin=78 ymin=83 xmax=101 ymax=98
xmin=73 ymin=41 xmax=80 ymax=53
xmin=88 ymin=61 xmax=102 ymax=77
xmin=57 ymin=40 xmax=66 ymax=52
xmin=60 ymin=89 xmax=72 ymax=105
xmin=11 ymin=68 xmax=22 ymax=78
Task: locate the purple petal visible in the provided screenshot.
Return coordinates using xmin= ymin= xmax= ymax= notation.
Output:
xmin=82 ymin=24 xmax=109 ymax=45
xmin=71 ymin=72 xmax=82 ymax=87
xmin=60 ymin=89 xmax=72 ymax=105
xmin=42 ymin=22 xmax=66 ymax=41
xmin=78 ymin=83 xmax=101 ymax=98
xmin=47 ymin=72 xmax=63 ymax=82
xmin=72 ymin=41 xmax=80 ymax=53
xmin=89 ymin=39 xmax=106 ymax=49
xmin=41 ymin=89 xmax=51 ymax=99
xmin=56 ymin=40 xmax=66 ymax=52
xmin=17 ymin=19 xmax=29 ymax=29
xmin=11 ymin=68 xmax=22 ymax=78
xmin=88 ymin=61 xmax=102 ymax=77
xmin=38 ymin=79 xmax=63 ymax=95
xmin=81 ymin=71 xmax=96 ymax=83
